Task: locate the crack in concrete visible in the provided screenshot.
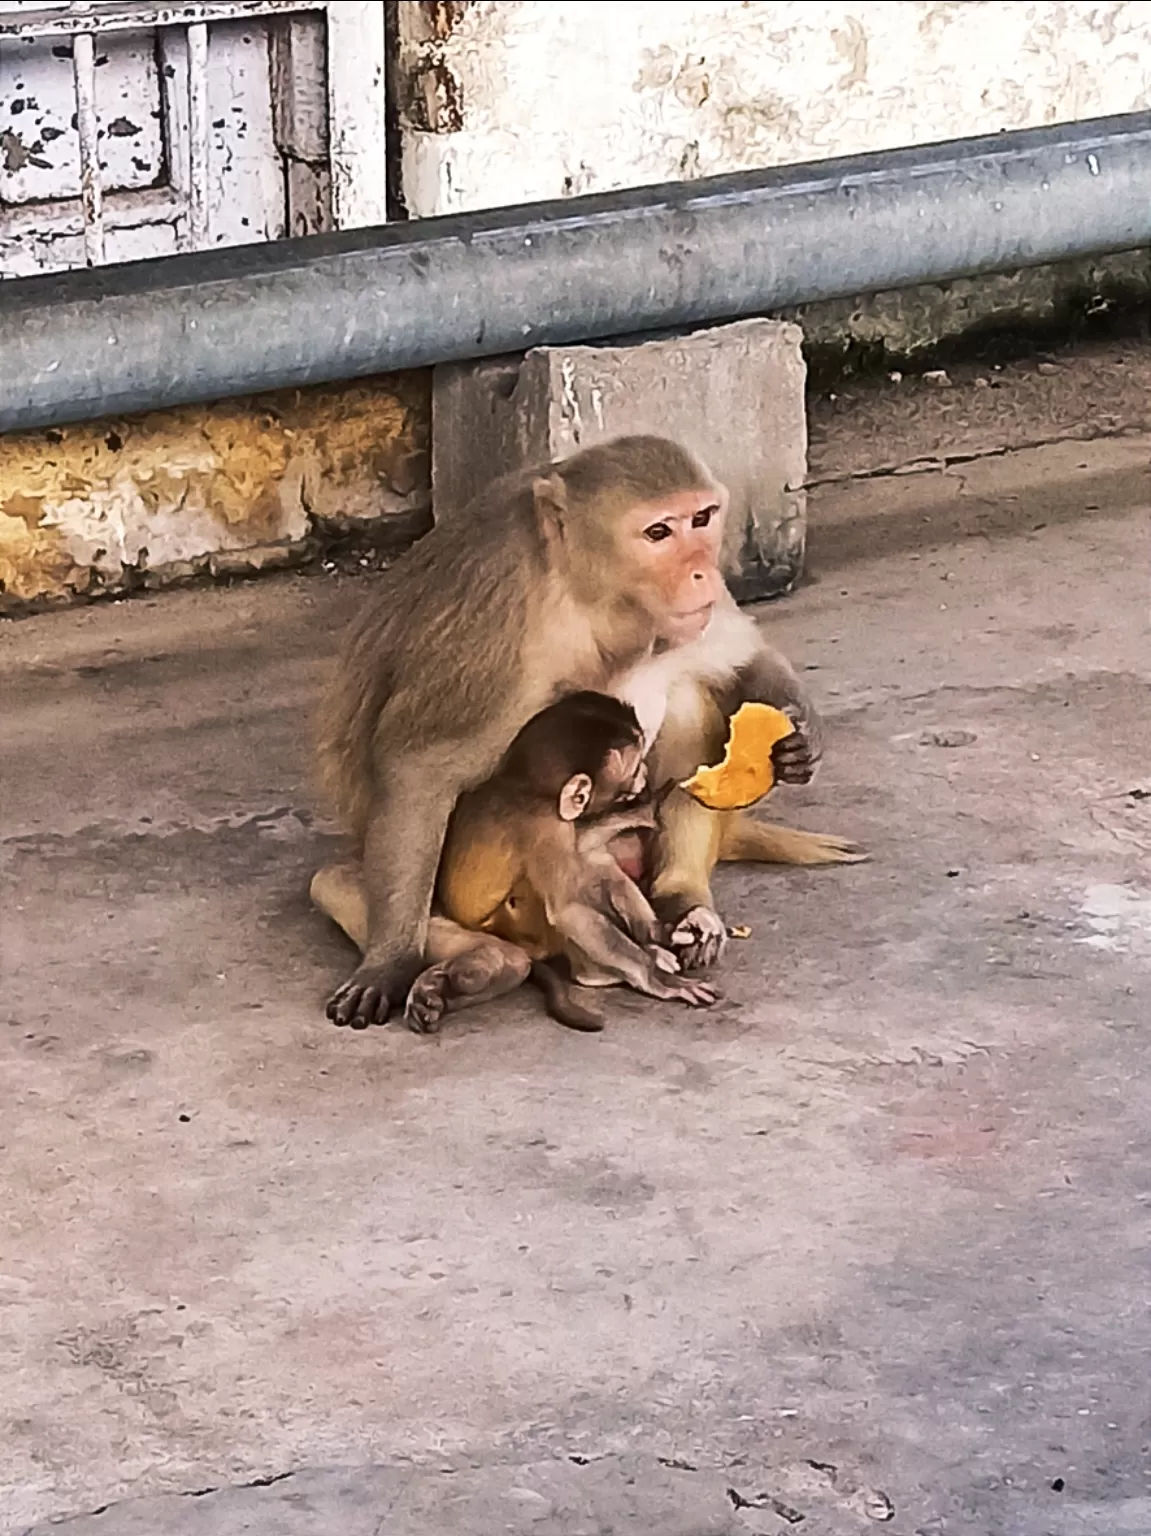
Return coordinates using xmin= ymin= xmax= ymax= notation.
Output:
xmin=24 ymin=1471 xmax=296 ymax=1532
xmin=805 ymin=423 xmax=1139 ymax=489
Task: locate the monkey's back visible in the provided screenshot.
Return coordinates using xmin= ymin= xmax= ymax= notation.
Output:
xmin=316 ymin=470 xmax=543 ymax=842
xmin=436 ymin=789 xmax=560 ymax=960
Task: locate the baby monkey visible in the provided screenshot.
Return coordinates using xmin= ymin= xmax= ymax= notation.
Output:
xmin=314 ymin=692 xmax=718 ymax=1033
xmin=423 ymin=690 xmax=719 ymax=1029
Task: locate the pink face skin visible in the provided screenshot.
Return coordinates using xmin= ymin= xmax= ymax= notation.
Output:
xmin=622 ymin=486 xmax=728 ymax=646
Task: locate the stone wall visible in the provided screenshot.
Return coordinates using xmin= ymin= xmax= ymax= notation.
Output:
xmin=0 ymin=374 xmax=428 ymax=610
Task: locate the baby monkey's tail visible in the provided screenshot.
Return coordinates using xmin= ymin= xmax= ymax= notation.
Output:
xmin=529 ymin=959 xmax=605 ymax=1032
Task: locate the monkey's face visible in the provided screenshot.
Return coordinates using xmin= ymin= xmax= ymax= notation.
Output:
xmin=624 ymin=486 xmax=727 ymax=646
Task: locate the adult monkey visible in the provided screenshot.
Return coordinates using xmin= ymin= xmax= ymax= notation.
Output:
xmin=318 ymin=435 xmax=825 ymax=1029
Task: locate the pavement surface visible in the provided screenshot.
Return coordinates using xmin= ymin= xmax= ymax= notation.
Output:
xmin=2 ymin=367 xmax=1150 ymax=1535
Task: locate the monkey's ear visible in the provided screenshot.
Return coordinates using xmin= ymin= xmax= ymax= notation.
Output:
xmin=558 ymin=773 xmax=593 ymax=822
xmin=532 ymin=474 xmax=568 ymax=550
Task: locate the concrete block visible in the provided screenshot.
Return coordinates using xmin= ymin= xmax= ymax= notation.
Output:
xmin=432 ymin=319 xmax=807 ymax=602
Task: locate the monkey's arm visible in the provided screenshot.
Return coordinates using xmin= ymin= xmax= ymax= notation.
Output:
xmin=724 ymin=643 xmax=823 ymax=785
xmin=549 ymin=903 xmax=716 ymax=1007
xmin=521 ymin=830 xmax=711 ymax=1004
xmin=600 ymin=862 xmax=664 ymax=949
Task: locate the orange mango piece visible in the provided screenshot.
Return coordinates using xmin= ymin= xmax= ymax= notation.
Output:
xmin=680 ymin=702 xmax=794 ymax=811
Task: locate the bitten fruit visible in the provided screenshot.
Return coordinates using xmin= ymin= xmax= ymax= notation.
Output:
xmin=680 ymin=702 xmax=795 ymax=810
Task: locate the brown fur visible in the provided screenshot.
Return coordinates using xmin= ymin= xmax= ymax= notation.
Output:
xmin=317 ymin=439 xmax=716 ymax=843
xmin=316 ymin=436 xmax=728 ymax=1029
xmin=314 ymin=690 xmax=719 ymax=1031
xmin=311 ymin=813 xmax=862 ymax=964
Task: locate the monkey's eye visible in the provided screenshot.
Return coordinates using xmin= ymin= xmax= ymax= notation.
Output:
xmin=692 ymin=505 xmax=717 ymax=528
xmin=644 ymin=522 xmax=673 ymax=542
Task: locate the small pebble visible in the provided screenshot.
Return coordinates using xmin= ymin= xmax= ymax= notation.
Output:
xmin=921 ymin=729 xmax=976 ymax=748
xmin=858 ymin=1487 xmax=895 ymax=1522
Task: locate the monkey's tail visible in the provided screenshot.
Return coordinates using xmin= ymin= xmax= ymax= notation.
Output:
xmin=717 ymin=813 xmax=868 ymax=866
xmin=529 ymin=960 xmax=605 ymax=1033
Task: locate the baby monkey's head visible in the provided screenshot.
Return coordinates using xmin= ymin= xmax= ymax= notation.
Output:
xmin=502 ymin=691 xmax=648 ymax=822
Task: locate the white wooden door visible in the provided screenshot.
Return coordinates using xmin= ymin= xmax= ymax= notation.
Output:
xmin=0 ymin=0 xmax=386 ymax=277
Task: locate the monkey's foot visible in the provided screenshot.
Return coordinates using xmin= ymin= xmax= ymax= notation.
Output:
xmin=403 ymin=965 xmax=454 ymax=1034
xmin=772 ymin=710 xmax=821 ymax=786
xmin=327 ymin=962 xmax=410 ymax=1028
xmin=403 ymin=953 xmax=507 ymax=1035
xmin=667 ymin=906 xmax=727 ymax=971
xmin=798 ymin=832 xmax=869 ymax=865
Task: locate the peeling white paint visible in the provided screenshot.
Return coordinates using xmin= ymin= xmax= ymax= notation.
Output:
xmin=326 ymin=0 xmax=388 ymax=229
xmin=0 ymin=10 xmax=287 ymax=274
xmin=398 ymin=1 xmax=1151 ymax=217
xmin=0 ymin=1 xmax=388 ymax=277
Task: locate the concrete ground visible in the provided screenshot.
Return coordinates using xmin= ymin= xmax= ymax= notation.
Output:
xmin=2 ymin=363 xmax=1150 ymax=1534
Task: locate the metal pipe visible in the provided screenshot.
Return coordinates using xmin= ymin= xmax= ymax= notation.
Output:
xmin=4 ymin=111 xmax=1151 ymax=433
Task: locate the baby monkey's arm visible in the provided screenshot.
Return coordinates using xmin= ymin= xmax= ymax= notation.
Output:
xmin=549 ymin=901 xmax=718 ymax=1007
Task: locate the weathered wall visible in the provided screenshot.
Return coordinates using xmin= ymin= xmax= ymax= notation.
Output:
xmin=397 ymin=0 xmax=1151 ymax=215
xmin=0 ymin=375 xmax=428 ymax=611
xmin=7 ymin=1 xmax=1149 ymax=612
xmin=393 ymin=1 xmax=1151 ymax=375
xmin=789 ymin=249 xmax=1151 ymax=373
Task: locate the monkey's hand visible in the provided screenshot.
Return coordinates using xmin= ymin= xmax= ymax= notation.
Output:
xmin=643 ymin=945 xmax=718 ymax=1004
xmin=728 ymin=646 xmax=824 ymax=785
xmin=666 ymin=906 xmax=727 ymax=971
xmin=647 ymin=944 xmax=682 ymax=975
xmin=327 ymin=958 xmax=420 ymax=1029
xmin=772 ymin=705 xmax=823 ymax=786
xmin=648 ymin=972 xmax=721 ymax=1007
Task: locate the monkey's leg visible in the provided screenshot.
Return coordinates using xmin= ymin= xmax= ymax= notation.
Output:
xmin=404 ymin=918 xmax=532 ymax=1034
xmin=603 ymin=864 xmax=665 ymax=949
xmin=327 ymin=759 xmax=461 ymax=1030
xmin=650 ymin=800 xmax=866 ymax=966
xmin=648 ymin=787 xmax=727 ymax=971
xmin=310 ymin=862 xmax=368 ymax=951
xmin=645 ymin=677 xmax=730 ymax=970
xmin=718 ymin=815 xmax=868 ymax=866
xmin=312 ymin=856 xmax=530 ymax=1031
xmin=597 ymin=866 xmax=686 ymax=983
